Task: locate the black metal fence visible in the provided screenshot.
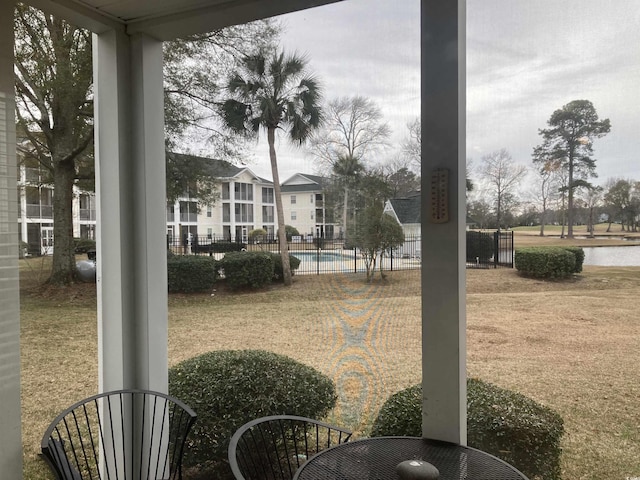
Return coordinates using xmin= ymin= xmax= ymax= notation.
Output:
xmin=466 ymin=230 xmax=514 ymax=269
xmin=168 ymin=231 xmax=513 ymax=275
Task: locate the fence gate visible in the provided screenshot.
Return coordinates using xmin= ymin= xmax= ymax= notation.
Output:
xmin=494 ymin=230 xmax=514 ymax=268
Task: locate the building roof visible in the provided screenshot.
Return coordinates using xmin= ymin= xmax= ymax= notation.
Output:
xmin=167 ymin=152 xmax=272 ymax=184
xmin=388 ymin=192 xmax=480 ymax=226
xmin=280 ymin=173 xmax=328 ymax=193
xmin=388 ymin=193 xmax=421 ymax=224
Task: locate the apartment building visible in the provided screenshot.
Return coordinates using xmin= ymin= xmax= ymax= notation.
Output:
xmin=17 ymin=152 xmax=339 ymax=254
xmin=17 ymin=164 xmax=96 ymax=255
xmin=166 ymin=154 xmax=276 ymax=244
xmin=280 ymin=173 xmax=339 ymax=239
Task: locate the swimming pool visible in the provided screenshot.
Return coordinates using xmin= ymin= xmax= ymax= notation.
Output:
xmin=291 ymin=250 xmax=363 ymax=274
xmin=293 ymin=251 xmax=355 ymax=262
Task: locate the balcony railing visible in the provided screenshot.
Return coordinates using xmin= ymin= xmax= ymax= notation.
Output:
xmin=180 ymin=212 xmax=197 ymax=222
xmin=26 ymin=204 xmax=53 ymax=219
xmin=79 ymin=209 xmax=96 ymax=221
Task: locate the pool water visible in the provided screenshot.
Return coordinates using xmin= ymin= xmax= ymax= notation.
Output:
xmin=292 ymin=251 xmax=354 ymax=262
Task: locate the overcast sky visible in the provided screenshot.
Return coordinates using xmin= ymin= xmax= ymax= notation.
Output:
xmin=240 ymin=0 xmax=640 ymax=187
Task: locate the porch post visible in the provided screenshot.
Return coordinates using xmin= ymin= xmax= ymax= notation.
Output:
xmin=0 ymin=1 xmax=22 ymax=478
xmin=420 ymin=0 xmax=467 ymax=444
xmin=94 ymin=30 xmax=168 ymax=393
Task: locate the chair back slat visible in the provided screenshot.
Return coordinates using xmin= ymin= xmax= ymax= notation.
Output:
xmin=41 ymin=389 xmax=196 ymax=480
xmin=229 ymin=415 xmax=353 ymax=480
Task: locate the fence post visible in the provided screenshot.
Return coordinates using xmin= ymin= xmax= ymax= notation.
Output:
xmin=510 ymin=231 xmax=514 ymax=268
xmin=493 ymin=231 xmax=499 ymax=269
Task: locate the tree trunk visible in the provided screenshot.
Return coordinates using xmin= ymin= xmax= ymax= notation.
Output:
xmin=268 ymin=127 xmax=292 ymax=286
xmin=49 ymin=158 xmax=77 ymax=285
xmin=567 ymin=152 xmax=575 ymax=238
xmin=342 ymin=185 xmax=349 ymax=239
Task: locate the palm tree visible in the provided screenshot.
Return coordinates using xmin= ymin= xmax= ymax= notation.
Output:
xmin=219 ymin=50 xmax=322 ymax=286
xmin=333 ymin=155 xmax=364 ymax=238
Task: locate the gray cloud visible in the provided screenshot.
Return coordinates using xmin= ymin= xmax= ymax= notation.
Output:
xmin=244 ymin=0 xmax=639 ymax=185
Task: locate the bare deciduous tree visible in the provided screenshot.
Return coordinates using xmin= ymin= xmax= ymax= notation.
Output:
xmin=402 ymin=117 xmax=421 ymax=172
xmin=308 ymin=96 xmax=390 ymax=236
xmin=479 ymin=149 xmax=527 ymax=229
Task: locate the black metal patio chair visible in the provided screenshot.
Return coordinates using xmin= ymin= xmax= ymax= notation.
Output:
xmin=228 ymin=415 xmax=353 ymax=480
xmin=41 ymin=389 xmax=197 ymax=480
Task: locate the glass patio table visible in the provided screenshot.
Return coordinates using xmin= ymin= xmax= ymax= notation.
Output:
xmin=292 ymin=436 xmax=529 ymax=480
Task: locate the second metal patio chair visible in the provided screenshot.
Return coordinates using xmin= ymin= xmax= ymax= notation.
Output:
xmin=228 ymin=415 xmax=353 ymax=480
xmin=41 ymin=389 xmax=197 ymax=480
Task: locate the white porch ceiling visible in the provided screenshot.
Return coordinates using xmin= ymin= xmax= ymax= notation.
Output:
xmin=24 ymin=0 xmax=344 ymax=40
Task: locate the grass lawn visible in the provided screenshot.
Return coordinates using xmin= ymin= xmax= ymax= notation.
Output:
xmin=20 ymin=253 xmax=640 ymax=479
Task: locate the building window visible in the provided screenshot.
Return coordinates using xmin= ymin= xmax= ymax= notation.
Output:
xmin=179 ymin=201 xmax=197 ymax=222
xmin=222 ymin=183 xmax=230 ymax=200
xmin=234 ymin=182 xmax=253 ymax=201
xmin=310 ymin=194 xmax=314 ymax=204
xmin=262 ymin=205 xmax=274 ymax=223
xmin=291 ymin=195 xmax=296 ymax=205
xmin=262 ymin=187 xmax=274 ymax=204
xmin=291 ymin=211 xmax=297 ymax=221
xmin=206 ymin=206 xmax=212 ymax=218
xmin=223 ymin=203 xmax=230 ymax=222
xmin=79 ymin=194 xmax=96 ymax=221
xmin=235 ymin=203 xmax=253 ymax=222
xmin=207 ymin=228 xmax=213 ymax=238
xmin=310 ymin=212 xmax=314 ymax=220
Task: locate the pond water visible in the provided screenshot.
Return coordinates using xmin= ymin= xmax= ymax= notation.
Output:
xmin=582 ymin=245 xmax=640 ymax=266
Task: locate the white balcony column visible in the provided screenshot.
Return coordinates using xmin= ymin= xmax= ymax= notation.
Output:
xmin=94 ymin=29 xmax=168 ymax=394
xmin=420 ymin=0 xmax=467 ymax=444
xmin=0 ymin=1 xmax=22 ymax=478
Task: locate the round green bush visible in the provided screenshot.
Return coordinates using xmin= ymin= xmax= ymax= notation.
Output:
xmin=219 ymin=251 xmax=274 ymax=289
xmin=371 ymin=379 xmax=564 ymax=480
xmin=74 ymin=237 xmax=96 ymax=253
xmin=271 ymin=253 xmax=301 ymax=281
xmin=466 ymin=231 xmax=495 ymax=262
xmin=167 ymin=255 xmax=217 ymax=293
xmin=169 ymin=350 xmax=337 ymax=479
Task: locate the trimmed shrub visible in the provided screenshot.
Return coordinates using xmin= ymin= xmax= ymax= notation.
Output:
xmin=561 ymin=246 xmax=585 ymax=273
xmin=284 ymin=225 xmax=300 ymax=241
xmin=515 ymin=246 xmax=576 ymax=279
xmin=167 ymin=255 xmax=217 ymax=293
xmin=248 ymin=228 xmax=267 ymax=244
xmin=218 ymin=251 xmax=274 ymax=289
xmin=466 ymin=231 xmax=495 ymax=262
xmin=74 ymin=238 xmax=96 ymax=253
xmin=371 ymin=379 xmax=564 ymax=480
xmin=169 ymin=350 xmax=337 ymax=479
xmin=271 ymin=253 xmax=301 ymax=281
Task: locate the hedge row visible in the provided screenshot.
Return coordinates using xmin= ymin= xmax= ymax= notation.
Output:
xmin=192 ymin=241 xmax=247 ymax=254
xmin=515 ymin=246 xmax=584 ymax=279
xmin=371 ymin=379 xmax=564 ymax=480
xmin=167 ymin=252 xmax=300 ymax=292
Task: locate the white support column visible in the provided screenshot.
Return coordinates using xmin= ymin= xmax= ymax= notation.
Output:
xmin=94 ymin=30 xmax=168 ymax=394
xmin=0 ymin=1 xmax=22 ymax=478
xmin=420 ymin=0 xmax=467 ymax=444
